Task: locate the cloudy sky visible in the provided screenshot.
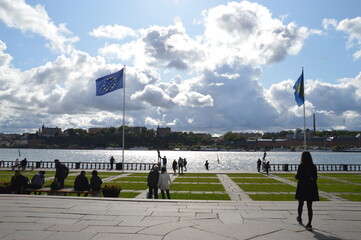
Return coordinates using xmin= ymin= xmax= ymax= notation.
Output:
xmin=1 ymin=0 xmax=361 ymax=135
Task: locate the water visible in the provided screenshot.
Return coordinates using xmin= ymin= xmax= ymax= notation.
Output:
xmin=1 ymin=148 xmax=360 ymax=170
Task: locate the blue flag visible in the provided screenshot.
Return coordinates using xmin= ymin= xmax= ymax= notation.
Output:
xmin=293 ymin=70 xmax=304 ymax=106
xmin=96 ymin=68 xmax=124 ymax=96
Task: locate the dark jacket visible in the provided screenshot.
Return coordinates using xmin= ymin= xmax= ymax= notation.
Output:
xmin=11 ymin=174 xmax=28 ymax=192
xmin=90 ymin=176 xmax=103 ymax=191
xmin=295 ymin=163 xmax=320 ymax=201
xmin=147 ymin=170 xmax=159 ymax=187
xmin=55 ymin=163 xmax=69 ymax=180
xmin=74 ymin=174 xmax=90 ymax=191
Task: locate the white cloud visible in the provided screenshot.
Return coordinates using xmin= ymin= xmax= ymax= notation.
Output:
xmin=323 ymin=17 xmax=361 ymax=60
xmin=0 ymin=0 xmax=78 ymax=53
xmin=201 ymin=1 xmax=309 ymax=67
xmin=90 ymin=24 xmax=137 ymax=40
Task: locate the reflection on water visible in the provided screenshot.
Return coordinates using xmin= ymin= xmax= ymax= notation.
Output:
xmin=1 ymin=149 xmax=360 ymax=170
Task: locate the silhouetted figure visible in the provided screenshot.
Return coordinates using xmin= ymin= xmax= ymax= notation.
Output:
xmin=265 ymin=161 xmax=270 ymax=175
xmin=172 ymin=159 xmax=177 ymax=174
xmin=54 ymin=159 xmax=69 ymax=189
xmin=109 ymin=156 xmax=115 ymax=170
xmin=205 ymin=160 xmax=209 ymax=170
xmin=74 ymin=171 xmax=90 ymax=196
xmin=257 ymin=159 xmax=261 ymax=172
xmin=147 ymin=165 xmax=160 ymax=199
xmin=10 ymin=170 xmax=28 ymax=194
xmin=295 ymin=151 xmax=319 ymax=230
xmin=90 ymin=170 xmax=103 ymax=197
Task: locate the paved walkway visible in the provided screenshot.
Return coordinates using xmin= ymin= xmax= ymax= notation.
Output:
xmin=0 ymin=195 xmax=360 ymax=240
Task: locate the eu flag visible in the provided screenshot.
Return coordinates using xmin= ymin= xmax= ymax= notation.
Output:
xmin=293 ymin=70 xmax=304 ymax=106
xmin=96 ymin=68 xmax=124 ymax=96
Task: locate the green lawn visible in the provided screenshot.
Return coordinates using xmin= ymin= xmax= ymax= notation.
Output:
xmin=338 ymin=194 xmax=361 ymax=201
xmin=231 ymin=178 xmax=282 ymax=183
xmin=172 ymin=183 xmax=225 ymax=192
xmin=113 ymin=176 xmax=147 ymax=182
xmin=238 ymin=184 xmax=296 ymax=192
xmin=173 ymin=177 xmax=220 ymax=183
xmin=227 ymin=173 xmax=266 ymax=178
xmin=178 ymin=173 xmax=217 ymax=177
xmin=318 ymin=184 xmax=361 ymax=193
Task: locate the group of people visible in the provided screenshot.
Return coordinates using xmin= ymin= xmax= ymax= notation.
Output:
xmin=170 ymin=157 xmax=187 ymax=175
xmin=147 ymin=164 xmax=172 ymax=199
xmin=12 ymin=158 xmax=28 ymax=171
xmin=9 ymin=159 xmax=103 ymax=196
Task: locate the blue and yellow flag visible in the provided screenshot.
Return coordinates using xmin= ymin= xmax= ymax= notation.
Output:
xmin=293 ymin=70 xmax=304 ymax=106
xmin=96 ymin=68 xmax=124 ymax=96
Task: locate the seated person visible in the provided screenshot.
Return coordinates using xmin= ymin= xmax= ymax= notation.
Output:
xmin=10 ymin=170 xmax=29 ymax=194
xmin=28 ymin=171 xmax=46 ymax=194
xmin=74 ymin=171 xmax=90 ymax=196
xmin=89 ymin=170 xmax=103 ymax=197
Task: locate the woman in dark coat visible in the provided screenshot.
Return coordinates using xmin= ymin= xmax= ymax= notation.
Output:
xmin=295 ymin=151 xmax=319 ymax=229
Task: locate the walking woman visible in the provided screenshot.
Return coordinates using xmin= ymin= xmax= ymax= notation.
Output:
xmin=295 ymin=151 xmax=319 ymax=230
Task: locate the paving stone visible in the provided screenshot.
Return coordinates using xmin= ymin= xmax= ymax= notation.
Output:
xmin=0 ymin=230 xmax=55 ymax=240
xmin=90 ymin=232 xmax=162 ymax=240
xmin=45 ymin=231 xmax=97 ymax=240
xmin=46 ymin=224 xmax=88 ymax=232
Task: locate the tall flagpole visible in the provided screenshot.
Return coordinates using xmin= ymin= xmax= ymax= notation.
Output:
xmin=122 ymin=65 xmax=126 ymax=173
xmin=302 ymin=67 xmax=306 ymax=150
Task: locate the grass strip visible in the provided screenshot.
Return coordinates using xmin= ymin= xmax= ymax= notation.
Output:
xmin=318 ymin=184 xmax=361 ymax=193
xmin=173 ymin=177 xmax=220 ymax=183
xmin=172 ymin=183 xmax=225 ymax=191
xmin=112 ymin=176 xmax=147 ymax=182
xmin=238 ymin=184 xmax=296 ymax=192
xmin=177 ymin=173 xmax=217 ymax=177
xmin=128 ymin=173 xmax=148 ymax=177
xmin=227 ymin=173 xmax=266 ymax=178
xmin=231 ymin=178 xmax=282 ymax=183
xmin=338 ymin=194 xmax=361 ymax=201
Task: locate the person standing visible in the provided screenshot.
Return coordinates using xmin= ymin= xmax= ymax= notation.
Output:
xmin=147 ymin=165 xmax=160 ymax=199
xmin=183 ymin=158 xmax=187 ymax=171
xmin=265 ymin=161 xmax=270 ymax=175
xmin=172 ymin=159 xmax=177 ymax=174
xmin=257 ymin=158 xmax=261 ymax=172
xmin=162 ymin=156 xmax=167 ymax=168
xmin=157 ymin=167 xmax=172 ymax=199
xmin=178 ymin=157 xmax=184 ymax=174
xmin=109 ymin=156 xmax=115 ymax=170
xmin=54 ymin=159 xmax=69 ymax=189
xmin=295 ymin=151 xmax=319 ymax=230
xmin=205 ymin=160 xmax=209 ymax=170
xmin=20 ymin=158 xmax=27 ymax=171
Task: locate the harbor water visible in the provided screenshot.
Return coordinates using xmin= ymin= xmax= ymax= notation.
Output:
xmin=1 ymin=148 xmax=360 ymax=171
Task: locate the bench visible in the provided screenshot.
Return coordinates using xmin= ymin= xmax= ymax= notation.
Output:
xmin=25 ymin=188 xmax=101 ymax=197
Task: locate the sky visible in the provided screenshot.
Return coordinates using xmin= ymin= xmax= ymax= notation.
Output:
xmin=1 ymin=0 xmax=361 ymax=135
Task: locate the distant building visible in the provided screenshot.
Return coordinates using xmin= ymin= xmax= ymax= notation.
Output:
xmin=88 ymin=128 xmax=103 ymax=135
xmin=39 ymin=124 xmax=62 ymax=137
xmin=157 ymin=126 xmax=171 ymax=137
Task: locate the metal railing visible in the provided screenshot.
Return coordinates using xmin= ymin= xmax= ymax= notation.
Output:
xmin=270 ymin=164 xmax=361 ymax=171
xmin=0 ymin=160 xmax=155 ymax=171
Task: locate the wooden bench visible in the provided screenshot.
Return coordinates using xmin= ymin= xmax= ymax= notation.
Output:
xmin=25 ymin=188 xmax=101 ymax=197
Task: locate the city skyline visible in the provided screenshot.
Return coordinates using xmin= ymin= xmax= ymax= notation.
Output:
xmin=0 ymin=0 xmax=361 ymax=135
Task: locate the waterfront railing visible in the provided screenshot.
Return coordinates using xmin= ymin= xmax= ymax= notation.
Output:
xmin=270 ymin=163 xmax=361 ymax=171
xmin=0 ymin=160 xmax=360 ymax=171
xmin=0 ymin=161 xmax=155 ymax=171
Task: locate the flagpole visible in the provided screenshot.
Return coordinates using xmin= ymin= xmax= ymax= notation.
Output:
xmin=122 ymin=65 xmax=126 ymax=173
xmin=302 ymin=67 xmax=306 ymax=150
